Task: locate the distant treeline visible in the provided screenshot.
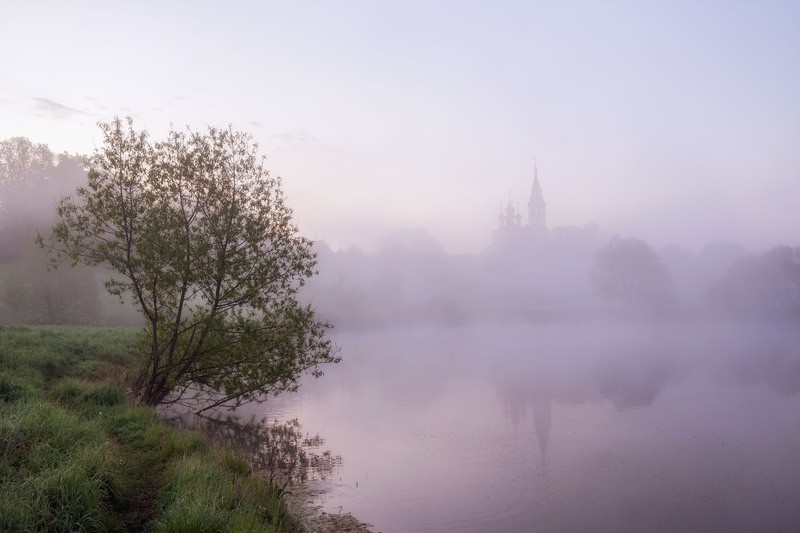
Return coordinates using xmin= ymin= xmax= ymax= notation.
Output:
xmin=0 ymin=137 xmax=140 ymax=325
xmin=1 ymin=136 xmax=798 ymax=327
xmin=302 ymin=229 xmax=800 ymax=328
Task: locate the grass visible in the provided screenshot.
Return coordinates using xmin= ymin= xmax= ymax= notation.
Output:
xmin=0 ymin=325 xmax=300 ymax=532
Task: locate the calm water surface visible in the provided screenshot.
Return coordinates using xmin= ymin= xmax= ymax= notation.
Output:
xmin=237 ymin=318 xmax=800 ymax=532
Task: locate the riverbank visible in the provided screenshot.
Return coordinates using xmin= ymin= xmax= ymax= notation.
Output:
xmin=158 ymin=393 xmax=374 ymax=532
xmin=0 ymin=325 xmax=309 ymax=531
xmin=283 ymin=484 xmax=373 ymax=533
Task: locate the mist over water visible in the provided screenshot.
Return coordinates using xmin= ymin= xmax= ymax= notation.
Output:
xmin=238 ymin=215 xmax=800 ymax=531
xmin=1 ymin=3 xmax=799 ymax=532
xmin=2 ymin=132 xmax=799 ymax=531
xmin=240 ymin=318 xmax=800 ymax=532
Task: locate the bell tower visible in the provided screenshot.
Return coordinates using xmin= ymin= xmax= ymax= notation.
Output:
xmin=528 ymin=163 xmax=546 ymax=232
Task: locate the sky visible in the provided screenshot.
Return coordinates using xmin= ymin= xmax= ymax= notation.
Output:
xmin=1 ymin=1 xmax=799 ymax=254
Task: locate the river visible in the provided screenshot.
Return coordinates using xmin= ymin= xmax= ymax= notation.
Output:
xmin=233 ymin=316 xmax=800 ymax=532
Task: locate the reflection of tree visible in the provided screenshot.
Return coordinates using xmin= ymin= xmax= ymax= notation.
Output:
xmin=725 ymin=323 xmax=800 ymax=396
xmin=165 ymin=414 xmax=341 ymax=483
xmin=739 ymin=350 xmax=800 ymax=395
xmin=595 ymin=355 xmax=676 ymax=410
xmin=532 ymin=398 xmax=552 ymax=462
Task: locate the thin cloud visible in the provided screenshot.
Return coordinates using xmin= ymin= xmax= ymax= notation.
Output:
xmin=31 ymin=97 xmax=92 ymax=119
xmin=82 ymin=95 xmax=110 ymax=112
xmin=267 ymin=129 xmax=339 ymax=152
xmin=248 ymin=121 xmax=264 ymax=129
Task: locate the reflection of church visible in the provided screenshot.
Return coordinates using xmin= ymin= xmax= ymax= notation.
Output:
xmin=501 ymin=384 xmax=553 ymax=467
xmin=493 ymin=165 xmax=549 ymax=248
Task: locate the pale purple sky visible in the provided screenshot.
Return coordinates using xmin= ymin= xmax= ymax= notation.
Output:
xmin=2 ymin=1 xmax=799 ymax=253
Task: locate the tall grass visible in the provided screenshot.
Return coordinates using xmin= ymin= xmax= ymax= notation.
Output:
xmin=0 ymin=325 xmax=300 ymax=532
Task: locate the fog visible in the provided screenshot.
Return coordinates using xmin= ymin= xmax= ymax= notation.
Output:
xmin=3 ymin=138 xmax=799 ymax=531
xmin=302 ymin=223 xmax=792 ymax=330
xmin=225 ymin=317 xmax=800 ymax=531
xmin=2 ymin=2 xmax=800 ymax=531
xmin=290 ymin=199 xmax=798 ymax=530
xmin=0 ymin=138 xmax=140 ymax=325
xmin=2 ymin=2 xmax=800 ymax=254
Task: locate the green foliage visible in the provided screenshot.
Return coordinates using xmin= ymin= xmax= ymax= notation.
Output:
xmin=48 ymin=378 xmax=86 ymax=404
xmin=36 ymin=445 xmax=123 ymax=531
xmin=105 ymin=405 xmax=161 ymax=446
xmin=219 ymin=450 xmax=250 ymax=476
xmin=82 ymin=383 xmax=126 ymax=407
xmin=0 ymin=326 xmax=301 ymax=532
xmin=44 ymin=117 xmax=339 ymax=410
xmin=0 ymin=136 xmax=55 ymax=186
xmin=158 ymin=430 xmax=209 ymax=460
xmin=0 ymin=325 xmax=138 ymax=388
xmin=49 ymin=379 xmax=126 ymax=420
xmin=155 ymin=454 xmax=292 ymax=533
xmin=0 ymin=397 xmax=122 ymax=532
xmin=0 ymin=372 xmax=31 ymax=402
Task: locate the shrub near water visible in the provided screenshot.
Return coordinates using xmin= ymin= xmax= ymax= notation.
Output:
xmin=0 ymin=326 xmax=300 ymax=532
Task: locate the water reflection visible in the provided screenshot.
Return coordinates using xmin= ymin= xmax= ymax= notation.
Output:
xmin=249 ymin=318 xmax=800 ymax=532
xmin=724 ymin=321 xmax=800 ymax=395
xmin=532 ymin=398 xmax=552 ymax=464
xmin=165 ymin=413 xmax=342 ymax=483
xmin=594 ymin=353 xmax=678 ymax=410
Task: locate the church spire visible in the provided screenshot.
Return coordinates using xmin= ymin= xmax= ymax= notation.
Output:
xmin=528 ymin=162 xmax=546 ymax=231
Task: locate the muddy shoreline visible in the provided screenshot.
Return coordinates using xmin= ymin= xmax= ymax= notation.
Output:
xmin=283 ymin=482 xmax=373 ymax=533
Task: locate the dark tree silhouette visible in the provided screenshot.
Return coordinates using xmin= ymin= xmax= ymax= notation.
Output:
xmin=591 ymin=236 xmax=673 ymax=308
xmin=710 ymin=245 xmax=800 ymax=314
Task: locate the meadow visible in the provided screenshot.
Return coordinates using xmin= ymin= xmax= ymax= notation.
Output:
xmin=0 ymin=325 xmax=300 ymax=532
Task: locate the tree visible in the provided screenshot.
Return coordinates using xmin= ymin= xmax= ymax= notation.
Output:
xmin=0 ymin=241 xmax=101 ymax=325
xmin=0 ymin=136 xmax=54 ymax=188
xmin=709 ymin=245 xmax=800 ymax=314
xmin=43 ymin=117 xmax=339 ymax=411
xmin=0 ymin=137 xmax=86 ymax=262
xmin=591 ymin=236 xmax=673 ymax=308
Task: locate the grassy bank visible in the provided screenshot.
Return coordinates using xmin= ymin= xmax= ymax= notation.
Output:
xmin=0 ymin=325 xmax=300 ymax=532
